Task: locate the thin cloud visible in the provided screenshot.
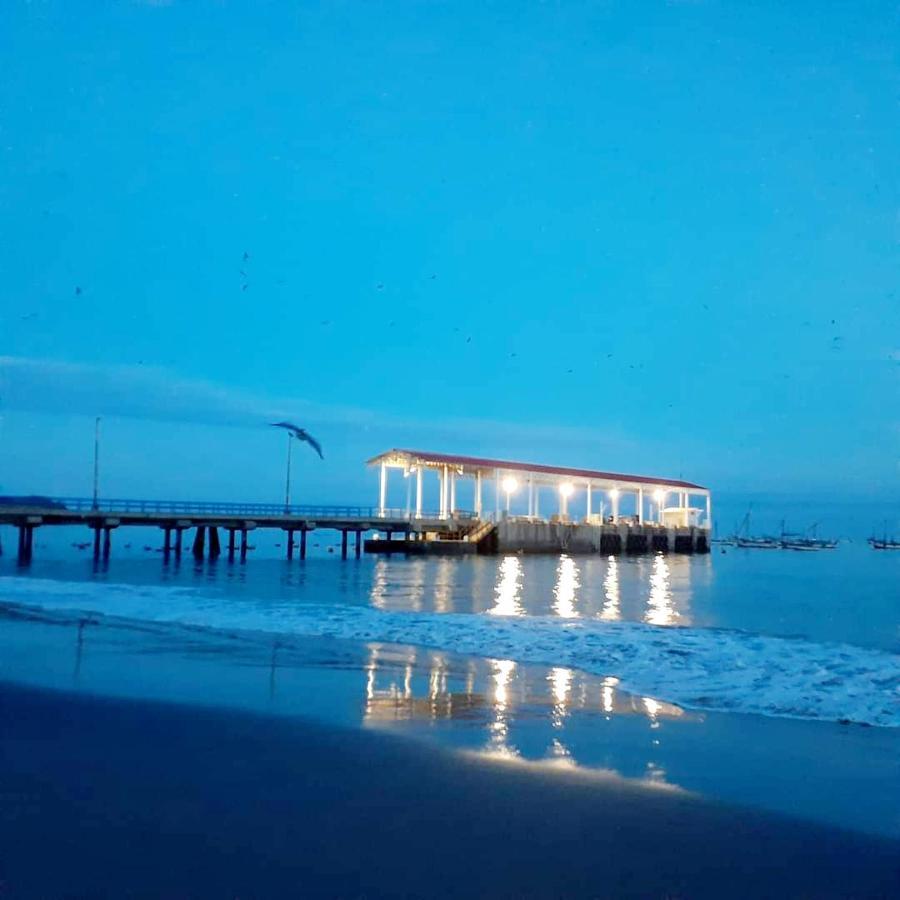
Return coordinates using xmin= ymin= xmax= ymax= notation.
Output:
xmin=0 ymin=355 xmax=637 ymax=454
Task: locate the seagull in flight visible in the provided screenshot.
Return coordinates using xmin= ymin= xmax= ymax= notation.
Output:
xmin=270 ymin=422 xmax=324 ymax=459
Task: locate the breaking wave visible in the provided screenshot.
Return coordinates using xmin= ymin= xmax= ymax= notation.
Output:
xmin=1 ymin=575 xmax=898 ymax=727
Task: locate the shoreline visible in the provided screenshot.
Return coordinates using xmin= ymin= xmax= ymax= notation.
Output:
xmin=2 ymin=681 xmax=898 ymax=898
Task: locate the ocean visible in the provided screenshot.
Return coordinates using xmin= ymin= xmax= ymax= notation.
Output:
xmin=1 ymin=534 xmax=898 ymax=841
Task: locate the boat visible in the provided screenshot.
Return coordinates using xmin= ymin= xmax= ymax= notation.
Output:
xmin=732 ymin=509 xmax=780 ymax=548
xmin=779 ymin=522 xmax=837 ymax=551
xmin=869 ymin=537 xmax=900 ymax=550
xmin=869 ymin=523 xmax=900 ymax=550
xmin=735 ymin=536 xmax=780 ymax=549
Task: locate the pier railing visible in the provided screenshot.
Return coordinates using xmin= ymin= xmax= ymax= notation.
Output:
xmin=33 ymin=498 xmax=477 ymax=521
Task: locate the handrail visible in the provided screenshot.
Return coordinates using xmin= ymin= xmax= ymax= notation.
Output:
xmin=11 ymin=498 xmax=478 ymax=521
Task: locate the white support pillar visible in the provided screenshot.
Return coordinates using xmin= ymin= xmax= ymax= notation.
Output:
xmin=494 ymin=473 xmax=500 ymax=520
xmin=658 ymin=491 xmax=666 ymax=524
xmin=450 ymin=472 xmax=456 ymax=516
xmin=441 ymin=466 xmax=449 ymax=518
xmin=415 ymin=468 xmax=423 ymax=519
xmin=705 ymin=493 xmax=711 ymax=528
xmin=378 ymin=463 xmax=387 ymax=517
xmin=560 ymin=489 xmax=568 ymax=519
xmin=638 ymin=487 xmax=644 ymax=525
xmin=611 ymin=490 xmax=620 ymax=524
xmin=586 ymin=483 xmax=592 ymax=519
xmin=475 ymin=472 xmax=483 ymax=518
xmin=534 ymin=485 xmax=540 ymax=519
xmin=527 ymin=478 xmax=534 ymax=517
xmin=405 ymin=473 xmax=412 ymax=517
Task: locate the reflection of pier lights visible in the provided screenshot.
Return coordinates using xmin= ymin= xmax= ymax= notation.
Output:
xmin=601 ymin=555 xmax=620 ymax=621
xmin=370 ymin=559 xmax=388 ymax=609
xmin=433 ymin=557 xmax=455 ymax=613
xmin=487 ymin=658 xmax=518 ymax=757
xmin=601 ymin=676 xmax=619 ymax=716
xmin=553 ymin=554 xmax=580 ymax=618
xmin=549 ymin=666 xmax=573 ymax=758
xmin=490 ymin=555 xmax=524 ymax=616
xmin=646 ymin=553 xmax=677 ymax=626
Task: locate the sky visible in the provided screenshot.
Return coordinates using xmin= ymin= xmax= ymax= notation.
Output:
xmin=0 ymin=0 xmax=898 ymax=514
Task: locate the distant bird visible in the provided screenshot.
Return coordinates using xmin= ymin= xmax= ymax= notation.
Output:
xmin=465 ymin=336 xmax=471 ymax=343
xmin=243 ymin=251 xmax=250 ymax=261
xmin=240 ymin=269 xmax=247 ymax=277
xmin=376 ymin=283 xmax=384 ymax=290
xmin=270 ymin=421 xmax=324 ymax=459
xmin=75 ymin=286 xmax=82 ymax=295
xmin=242 ymin=284 xmax=248 ymax=291
xmin=430 ymin=274 xmax=437 ymax=280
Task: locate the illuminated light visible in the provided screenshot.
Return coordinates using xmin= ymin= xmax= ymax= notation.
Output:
xmin=558 ymin=482 xmax=574 ymax=498
xmin=654 ymin=489 xmax=665 ymax=502
xmin=600 ymin=556 xmax=620 ymax=621
xmin=502 ymin=476 xmax=519 ymax=494
xmin=609 ymin=488 xmax=620 ymax=498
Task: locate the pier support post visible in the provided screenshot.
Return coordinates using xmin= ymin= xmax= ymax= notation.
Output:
xmin=299 ymin=528 xmax=307 ymax=560
xmin=208 ymin=527 xmax=221 ymax=560
xmin=286 ymin=529 xmax=294 ymax=561
xmin=92 ymin=526 xmax=101 ymax=560
xmin=240 ymin=529 xmax=248 ymax=561
xmin=102 ymin=527 xmax=111 ymax=560
xmin=192 ymin=527 xmax=206 ymax=560
xmin=355 ymin=530 xmax=362 ymax=559
xmin=174 ymin=528 xmax=183 ymax=559
xmin=638 ymin=488 xmax=644 ymax=525
xmin=475 ymin=472 xmax=483 ymax=518
xmin=227 ymin=528 xmax=236 ymax=561
xmin=341 ymin=530 xmax=348 ymax=560
xmin=17 ymin=525 xmax=34 ymax=565
xmin=163 ymin=527 xmax=172 ymax=558
xmin=379 ymin=463 xmax=387 ymax=517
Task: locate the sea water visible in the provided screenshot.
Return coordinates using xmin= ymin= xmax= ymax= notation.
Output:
xmin=1 ymin=537 xmax=898 ymax=837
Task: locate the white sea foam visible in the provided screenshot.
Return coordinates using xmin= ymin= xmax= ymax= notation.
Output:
xmin=2 ymin=575 xmax=898 ymax=727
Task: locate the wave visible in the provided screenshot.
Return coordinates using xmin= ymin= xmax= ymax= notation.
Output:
xmin=1 ymin=575 xmax=898 ymax=727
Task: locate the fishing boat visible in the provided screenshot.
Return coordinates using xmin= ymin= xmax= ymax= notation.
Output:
xmin=779 ymin=522 xmax=837 ymax=551
xmin=870 ymin=537 xmax=900 ymax=550
xmin=732 ymin=509 xmax=780 ymax=549
xmin=869 ymin=523 xmax=900 ymax=550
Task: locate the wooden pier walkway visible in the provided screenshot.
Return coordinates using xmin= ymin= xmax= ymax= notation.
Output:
xmin=0 ymin=498 xmax=460 ymax=564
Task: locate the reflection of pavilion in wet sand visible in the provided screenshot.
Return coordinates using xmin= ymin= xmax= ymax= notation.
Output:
xmin=362 ymin=645 xmax=687 ymax=727
xmin=367 ymin=449 xmax=711 ymax=556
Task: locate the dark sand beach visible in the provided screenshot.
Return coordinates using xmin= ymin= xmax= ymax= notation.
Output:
xmin=2 ymin=681 xmax=898 ymax=899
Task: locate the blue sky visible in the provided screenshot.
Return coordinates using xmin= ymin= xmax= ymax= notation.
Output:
xmin=1 ymin=0 xmax=898 ymax=509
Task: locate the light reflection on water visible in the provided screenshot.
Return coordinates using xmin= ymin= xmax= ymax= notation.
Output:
xmin=489 ymin=556 xmax=524 ymax=617
xmin=361 ymin=642 xmax=686 ymax=784
xmin=552 ymin=555 xmax=580 ymax=618
xmin=367 ymin=552 xmax=698 ymax=626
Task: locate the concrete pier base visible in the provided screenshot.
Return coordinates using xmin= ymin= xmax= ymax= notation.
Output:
xmin=494 ymin=521 xmax=709 ymax=555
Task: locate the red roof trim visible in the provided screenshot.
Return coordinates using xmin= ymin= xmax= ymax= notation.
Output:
xmin=368 ymin=449 xmax=707 ymax=491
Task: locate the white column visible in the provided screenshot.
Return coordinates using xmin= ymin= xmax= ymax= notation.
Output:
xmin=415 ymin=468 xmax=423 ymax=519
xmin=638 ymin=487 xmax=644 ymax=525
xmin=378 ymin=463 xmax=387 ymax=517
xmin=611 ymin=490 xmax=620 ymax=524
xmin=534 ymin=486 xmax=540 ymax=519
xmin=450 ymin=472 xmax=456 ymax=516
xmin=441 ymin=466 xmax=449 ymax=517
xmin=494 ymin=473 xmax=500 ymax=519
xmin=475 ymin=472 xmax=483 ymax=518
xmin=705 ymin=493 xmax=712 ymax=528
xmin=528 ymin=478 xmax=534 ymax=517
xmin=559 ymin=486 xmax=567 ymax=518
xmin=586 ymin=483 xmax=592 ymax=519
xmin=405 ymin=473 xmax=412 ymax=517
xmin=658 ymin=491 xmax=666 ymax=524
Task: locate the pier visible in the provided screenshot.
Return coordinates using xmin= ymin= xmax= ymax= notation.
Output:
xmin=0 ymin=449 xmax=710 ymax=564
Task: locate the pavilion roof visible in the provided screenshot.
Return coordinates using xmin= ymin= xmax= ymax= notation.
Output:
xmin=367 ymin=449 xmax=707 ymax=492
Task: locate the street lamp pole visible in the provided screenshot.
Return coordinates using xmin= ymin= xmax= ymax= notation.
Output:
xmin=92 ymin=417 xmax=101 ymax=510
xmin=284 ymin=433 xmax=293 ymax=512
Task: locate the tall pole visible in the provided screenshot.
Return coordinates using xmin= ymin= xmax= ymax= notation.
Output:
xmin=284 ymin=433 xmax=293 ymax=512
xmin=92 ymin=416 xmax=101 ymax=510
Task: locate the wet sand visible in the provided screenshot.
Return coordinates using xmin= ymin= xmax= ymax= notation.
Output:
xmin=1 ymin=682 xmax=897 ymax=898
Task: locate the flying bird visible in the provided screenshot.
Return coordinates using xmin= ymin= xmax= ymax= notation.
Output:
xmin=270 ymin=422 xmax=324 ymax=459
